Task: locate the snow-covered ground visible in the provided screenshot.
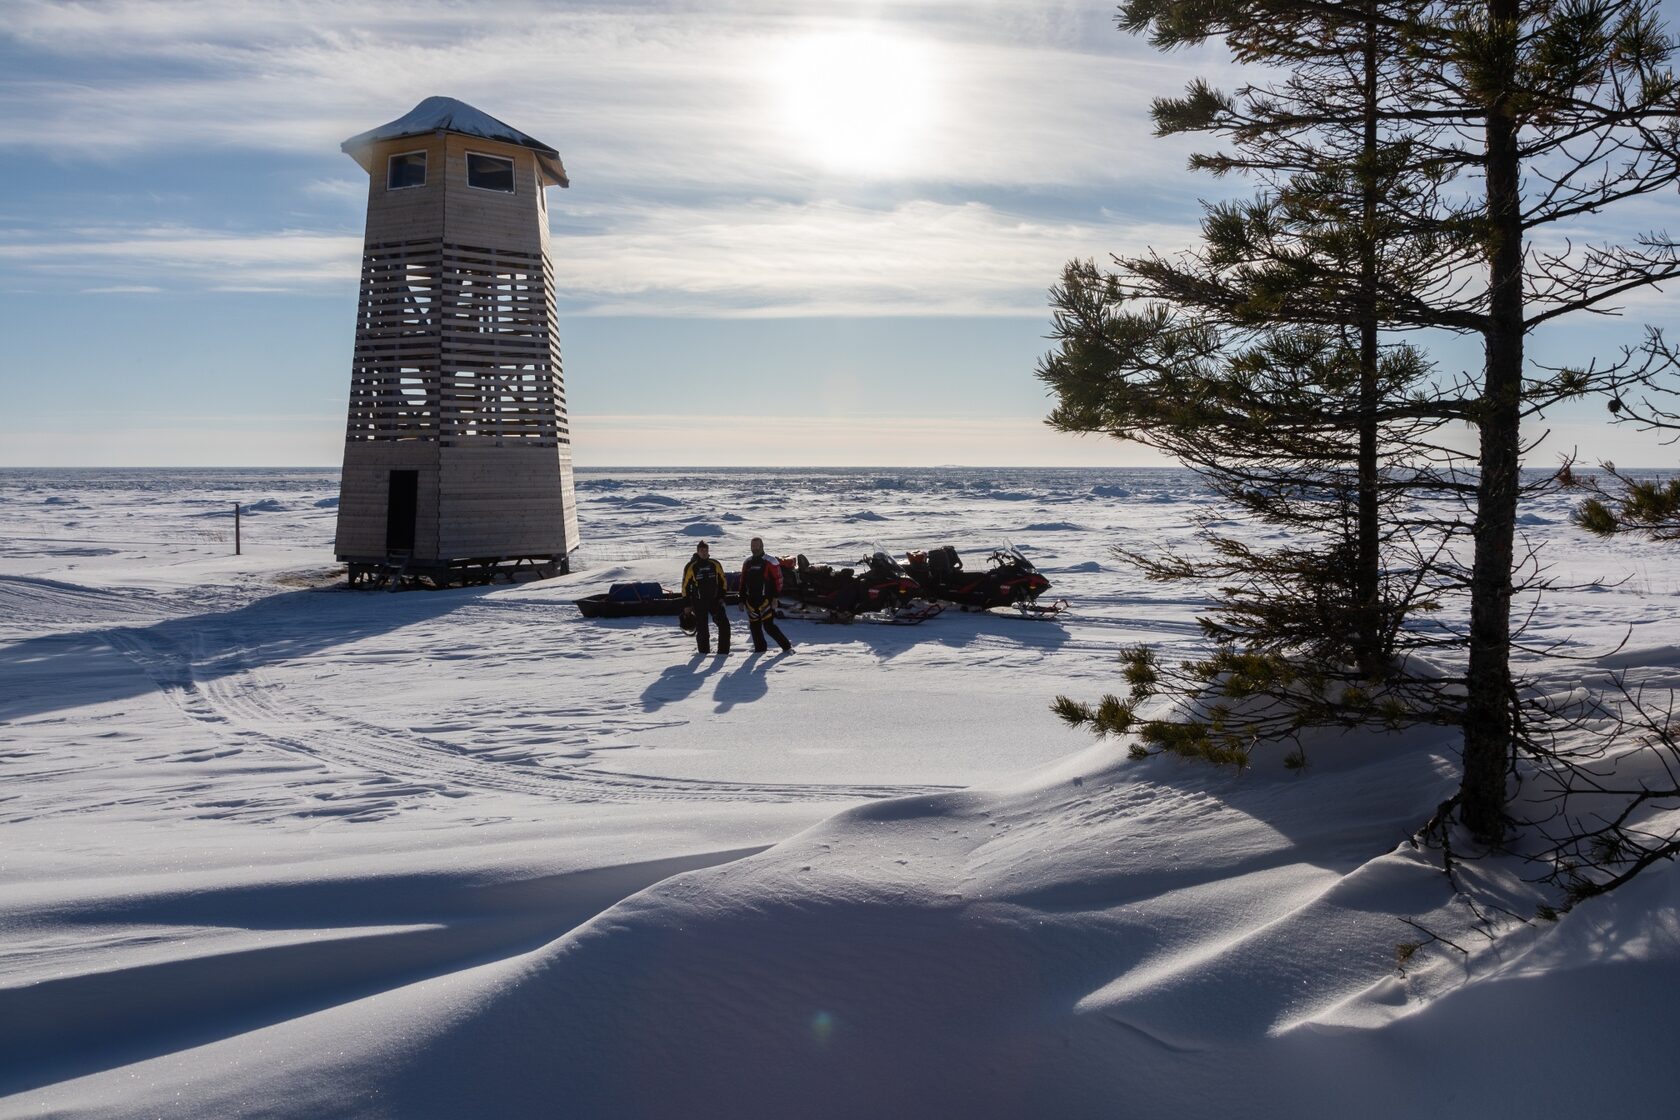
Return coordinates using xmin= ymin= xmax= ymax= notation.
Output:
xmin=2 ymin=466 xmax=1677 ymax=1118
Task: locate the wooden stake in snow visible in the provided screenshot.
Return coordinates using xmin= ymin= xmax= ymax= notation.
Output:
xmin=234 ymin=502 xmax=241 ymax=556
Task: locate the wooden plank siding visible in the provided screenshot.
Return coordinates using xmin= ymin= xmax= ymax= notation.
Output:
xmin=334 ymin=441 xmax=441 ymax=561
xmin=334 ymin=125 xmax=577 ymax=565
xmin=438 ymin=445 xmax=570 ymax=556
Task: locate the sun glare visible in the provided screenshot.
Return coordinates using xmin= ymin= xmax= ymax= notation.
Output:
xmin=772 ymin=30 xmax=937 ymax=174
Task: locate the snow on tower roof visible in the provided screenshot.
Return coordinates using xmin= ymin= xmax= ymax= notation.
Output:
xmin=342 ymin=96 xmax=569 ymax=187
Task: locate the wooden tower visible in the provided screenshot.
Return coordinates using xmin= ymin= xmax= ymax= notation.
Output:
xmin=333 ymin=96 xmax=578 ymax=583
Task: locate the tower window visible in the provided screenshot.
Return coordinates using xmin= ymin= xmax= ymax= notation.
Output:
xmin=467 ymin=153 xmax=516 ymax=193
xmin=387 ymin=151 xmax=427 ymax=190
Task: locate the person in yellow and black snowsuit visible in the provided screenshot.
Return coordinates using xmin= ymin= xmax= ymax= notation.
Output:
xmin=739 ymin=537 xmax=793 ymax=654
xmin=681 ymin=541 xmax=731 ymax=655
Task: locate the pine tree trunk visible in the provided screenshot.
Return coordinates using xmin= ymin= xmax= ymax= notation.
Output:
xmin=1356 ymin=0 xmax=1382 ymax=677
xmin=1462 ymin=0 xmax=1524 ymax=842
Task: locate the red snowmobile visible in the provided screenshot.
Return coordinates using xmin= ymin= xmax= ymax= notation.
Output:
xmin=775 ymin=550 xmax=939 ymax=623
xmin=903 ymin=545 xmax=1063 ymax=616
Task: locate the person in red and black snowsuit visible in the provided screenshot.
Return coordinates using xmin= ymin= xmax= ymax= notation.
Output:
xmin=681 ymin=541 xmax=731 ymax=655
xmin=740 ymin=537 xmax=793 ymax=654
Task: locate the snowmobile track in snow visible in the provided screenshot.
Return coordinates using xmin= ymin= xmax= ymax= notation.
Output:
xmin=99 ymin=626 xmax=946 ymax=812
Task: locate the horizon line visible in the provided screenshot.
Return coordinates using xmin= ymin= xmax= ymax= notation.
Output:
xmin=3 ymin=463 xmax=1674 ymax=473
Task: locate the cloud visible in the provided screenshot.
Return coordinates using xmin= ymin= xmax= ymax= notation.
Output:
xmin=302 ymin=178 xmax=365 ymax=201
xmin=0 ymin=202 xmax=1198 ymax=315
xmin=0 ymin=1 xmax=1207 ymax=194
xmin=0 ymin=2 xmax=1224 ymax=315
xmin=0 ymin=409 xmax=1164 ymax=468
xmin=0 ymin=226 xmax=363 ymax=288
xmin=554 ymin=412 xmax=1172 ymax=467
xmin=559 ymin=198 xmax=1199 ymax=317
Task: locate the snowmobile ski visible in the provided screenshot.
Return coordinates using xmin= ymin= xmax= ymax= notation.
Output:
xmin=772 ymin=600 xmax=945 ymax=626
xmin=1010 ymin=597 xmax=1069 ymax=620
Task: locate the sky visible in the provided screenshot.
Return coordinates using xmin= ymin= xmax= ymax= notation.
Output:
xmin=0 ymin=0 xmax=1676 ymax=468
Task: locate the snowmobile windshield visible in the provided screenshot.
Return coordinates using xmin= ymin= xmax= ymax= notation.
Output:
xmin=867 ymin=549 xmax=906 ymax=576
xmin=993 ymin=543 xmax=1035 ymax=571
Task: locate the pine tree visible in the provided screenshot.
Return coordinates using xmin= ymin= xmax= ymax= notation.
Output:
xmin=1041 ymin=0 xmax=1469 ymax=759
xmin=1563 ymin=344 xmax=1680 ymax=537
xmin=1046 ymin=0 xmax=1680 ymax=838
xmin=1429 ymin=0 xmax=1679 ymax=839
xmin=1571 ymin=466 xmax=1680 ymax=540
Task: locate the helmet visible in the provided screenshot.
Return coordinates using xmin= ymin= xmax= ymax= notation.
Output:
xmin=680 ymin=606 xmax=698 ymax=634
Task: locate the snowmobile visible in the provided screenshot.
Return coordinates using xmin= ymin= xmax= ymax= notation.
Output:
xmin=775 ymin=550 xmax=941 ymax=624
xmin=903 ymin=545 xmax=1064 ymax=617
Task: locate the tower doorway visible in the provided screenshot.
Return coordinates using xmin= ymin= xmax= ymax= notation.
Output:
xmin=386 ymin=470 xmax=419 ymax=552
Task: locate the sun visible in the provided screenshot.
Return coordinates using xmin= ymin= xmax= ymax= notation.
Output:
xmin=771 ymin=29 xmax=937 ymax=174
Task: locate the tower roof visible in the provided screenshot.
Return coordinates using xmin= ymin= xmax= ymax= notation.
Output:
xmin=341 ymin=96 xmax=569 ymax=187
